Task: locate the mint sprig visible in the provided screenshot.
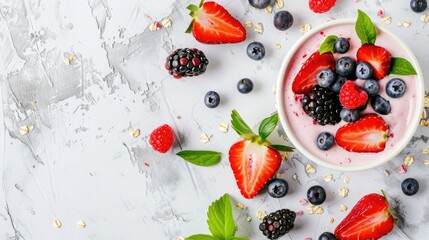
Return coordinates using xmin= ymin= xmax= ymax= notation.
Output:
xmin=319 ymin=35 xmax=338 ymax=54
xmin=186 ymin=194 xmax=248 ymax=240
xmin=355 ymin=9 xmax=376 ymax=45
xmin=176 ymin=150 xmax=221 ymax=167
xmin=389 ymin=57 xmax=417 ymax=75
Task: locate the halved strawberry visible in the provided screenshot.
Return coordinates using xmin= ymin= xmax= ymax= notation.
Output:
xmin=356 ymin=44 xmax=391 ymax=80
xmin=228 ymin=110 xmax=293 ymax=199
xmin=186 ymin=0 xmax=246 ymax=44
xmin=335 ymin=192 xmax=395 ymax=240
xmin=292 ymin=51 xmax=336 ymax=94
xmin=335 ymin=114 xmax=389 ymax=153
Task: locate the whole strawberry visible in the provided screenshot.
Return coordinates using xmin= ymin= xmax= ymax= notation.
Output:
xmin=228 ymin=110 xmax=293 ymax=199
xmin=335 ymin=191 xmax=395 ymax=239
xmin=186 ymin=0 xmax=246 ymax=44
xmin=149 ymin=124 xmax=175 ymax=153
xmin=309 ymin=0 xmax=336 ymax=13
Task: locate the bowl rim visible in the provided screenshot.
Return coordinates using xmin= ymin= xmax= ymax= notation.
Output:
xmin=276 ymin=18 xmax=425 ymax=171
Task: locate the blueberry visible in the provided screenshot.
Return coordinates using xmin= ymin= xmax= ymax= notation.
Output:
xmin=237 ymin=78 xmax=254 ymax=94
xmin=371 ymin=95 xmax=391 ymax=115
xmin=401 ymin=178 xmax=419 ymax=196
xmin=204 ymin=91 xmax=220 ymax=108
xmin=336 ymin=57 xmax=356 ymax=77
xmin=316 ymin=132 xmax=334 ymax=151
xmin=362 ymin=79 xmax=380 ymax=97
xmin=317 ymin=69 xmax=336 ymax=88
xmin=307 ymin=185 xmax=326 ymax=205
xmin=267 ymin=179 xmax=289 ymax=198
xmin=356 ymin=62 xmax=373 ymax=79
xmin=334 ymin=37 xmax=350 ymax=54
xmin=410 ymin=0 xmax=427 ymax=13
xmin=249 ymin=0 xmax=272 ymax=9
xmin=340 ymin=109 xmax=360 ymax=122
xmin=386 ymin=78 xmax=406 ymax=98
xmin=330 ymin=75 xmax=347 ymax=93
xmin=247 ymin=42 xmax=265 ymax=61
xmin=273 ymin=11 xmax=294 ymax=31
xmin=319 ymin=232 xmax=338 ymax=240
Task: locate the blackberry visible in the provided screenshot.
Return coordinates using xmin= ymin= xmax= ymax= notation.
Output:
xmin=165 ymin=48 xmax=209 ymax=79
xmin=259 ymin=209 xmax=295 ymax=239
xmin=302 ymin=86 xmax=342 ymax=125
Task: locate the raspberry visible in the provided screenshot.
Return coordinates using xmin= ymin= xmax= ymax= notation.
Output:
xmin=339 ymin=81 xmax=368 ymax=110
xmin=149 ymin=124 xmax=174 ymax=153
xmin=308 ymin=0 xmax=336 ymax=13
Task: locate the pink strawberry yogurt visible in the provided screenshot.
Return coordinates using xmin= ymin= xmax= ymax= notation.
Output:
xmin=279 ymin=20 xmax=423 ymax=170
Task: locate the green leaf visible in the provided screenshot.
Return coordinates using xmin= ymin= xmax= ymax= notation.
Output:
xmin=390 ymin=57 xmax=417 ymax=75
xmin=176 ymin=150 xmax=221 ymax=167
xmin=186 ymin=4 xmax=199 ymax=12
xmin=231 ymin=110 xmax=256 ymax=139
xmin=269 ymin=144 xmax=294 ymax=152
xmin=207 ymin=194 xmax=236 ymax=239
xmin=230 ymin=237 xmax=249 ymax=240
xmin=185 ymin=234 xmax=219 ymax=240
xmin=355 ymin=10 xmax=376 ymax=44
xmin=258 ymin=113 xmax=278 ymax=140
xmin=319 ymin=35 xmax=338 ymax=54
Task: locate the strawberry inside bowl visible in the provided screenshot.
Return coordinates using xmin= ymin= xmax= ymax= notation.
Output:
xmin=276 ymin=15 xmax=425 ymax=171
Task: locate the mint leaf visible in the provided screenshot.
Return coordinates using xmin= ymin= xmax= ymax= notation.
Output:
xmin=185 ymin=234 xmax=218 ymax=240
xmin=269 ymin=144 xmax=294 ymax=152
xmin=207 ymin=194 xmax=236 ymax=239
xmin=390 ymin=57 xmax=417 ymax=75
xmin=355 ymin=10 xmax=376 ymax=44
xmin=231 ymin=110 xmax=256 ymax=139
xmin=319 ymin=35 xmax=338 ymax=54
xmin=176 ymin=150 xmax=221 ymax=167
xmin=258 ymin=113 xmax=278 ymax=139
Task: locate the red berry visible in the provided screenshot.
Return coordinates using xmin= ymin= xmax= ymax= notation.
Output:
xmin=309 ymin=0 xmax=336 ymax=13
xmin=149 ymin=124 xmax=175 ymax=153
xmin=339 ymin=81 xmax=368 ymax=109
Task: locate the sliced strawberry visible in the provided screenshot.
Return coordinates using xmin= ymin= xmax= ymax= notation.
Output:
xmin=186 ymin=1 xmax=246 ymax=44
xmin=229 ymin=140 xmax=282 ymax=199
xmin=292 ymin=51 xmax=336 ymax=94
xmin=335 ymin=114 xmax=389 ymax=153
xmin=356 ymin=44 xmax=391 ymax=80
xmin=335 ymin=193 xmax=395 ymax=240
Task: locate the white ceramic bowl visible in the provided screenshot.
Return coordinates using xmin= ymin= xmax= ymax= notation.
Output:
xmin=276 ymin=19 xmax=425 ymax=171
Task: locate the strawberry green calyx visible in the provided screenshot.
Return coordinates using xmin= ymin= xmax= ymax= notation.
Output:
xmin=381 ymin=190 xmax=395 ymax=221
xmin=185 ymin=0 xmax=204 ymax=33
xmin=230 ymin=110 xmax=258 ymax=140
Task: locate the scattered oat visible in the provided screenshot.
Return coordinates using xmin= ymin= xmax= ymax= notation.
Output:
xmin=281 ymin=151 xmax=289 ymax=161
xmin=292 ymin=173 xmax=298 ymax=181
xmin=264 ymin=6 xmax=273 ymax=13
xmin=246 ymin=216 xmax=252 ymax=222
xmin=344 ymin=176 xmax=350 ymax=184
xmin=128 ymin=128 xmax=141 ymax=138
xmin=397 ymin=22 xmax=403 ymax=27
xmin=19 ymin=125 xmax=34 ymax=135
xmin=244 ymin=21 xmax=253 ymax=28
xmin=422 ymin=14 xmax=429 ymax=23
xmin=149 ymin=22 xmax=162 ymax=32
xmin=69 ymin=55 xmax=77 ymax=62
xmin=424 ymin=95 xmax=429 ymax=108
xmin=299 ymin=24 xmax=312 ymax=33
xmin=421 ymin=119 xmax=429 ymax=127
xmin=53 ymin=219 xmax=62 ymax=228
xmin=177 ymin=237 xmax=185 ymax=240
xmin=339 ymin=205 xmax=347 ymax=212
xmin=236 ymin=203 xmax=244 ymax=209
xmin=424 ymin=159 xmax=429 ymax=165
xmin=274 ymin=43 xmax=281 ymax=49
xmin=382 ymin=16 xmax=392 ymax=24
xmin=305 ymin=163 xmax=316 ymax=174
xmin=404 ymin=155 xmax=414 ymax=167
xmin=63 ymin=58 xmax=71 ymax=65
xmin=384 ymin=170 xmax=390 ymax=176
xmin=329 ymin=217 xmax=335 ymax=224
xmin=403 ymin=20 xmax=411 ymax=27
xmin=422 ymin=109 xmax=427 ymax=119
xmin=257 ymin=210 xmax=266 ymax=220
xmin=275 ymin=0 xmax=284 ymax=9
xmin=296 ymin=210 xmax=304 ymax=216
xmin=218 ymin=123 xmax=229 ymax=133
xmin=423 ymin=149 xmax=429 ymax=154
xmin=272 ymin=86 xmax=277 ymax=94
xmin=309 ymin=203 xmax=315 ymax=208
xmin=275 ymin=173 xmax=281 ymax=179
xmin=199 ymin=133 xmax=210 ymax=143
xmin=306 ymin=206 xmax=314 ymax=215
xmin=314 ymin=206 xmax=324 ymax=214
xmin=400 ymin=164 xmax=407 ymax=173
xmin=254 ymin=23 xmax=264 ymax=34
xmin=76 ymin=220 xmax=86 ymax=228
xmin=161 ymin=18 xmax=172 ymax=28
xmin=299 ymin=199 xmax=308 ymax=205
xmin=323 ymin=174 xmax=333 ymax=182
xmin=339 ymin=187 xmax=349 ymax=198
